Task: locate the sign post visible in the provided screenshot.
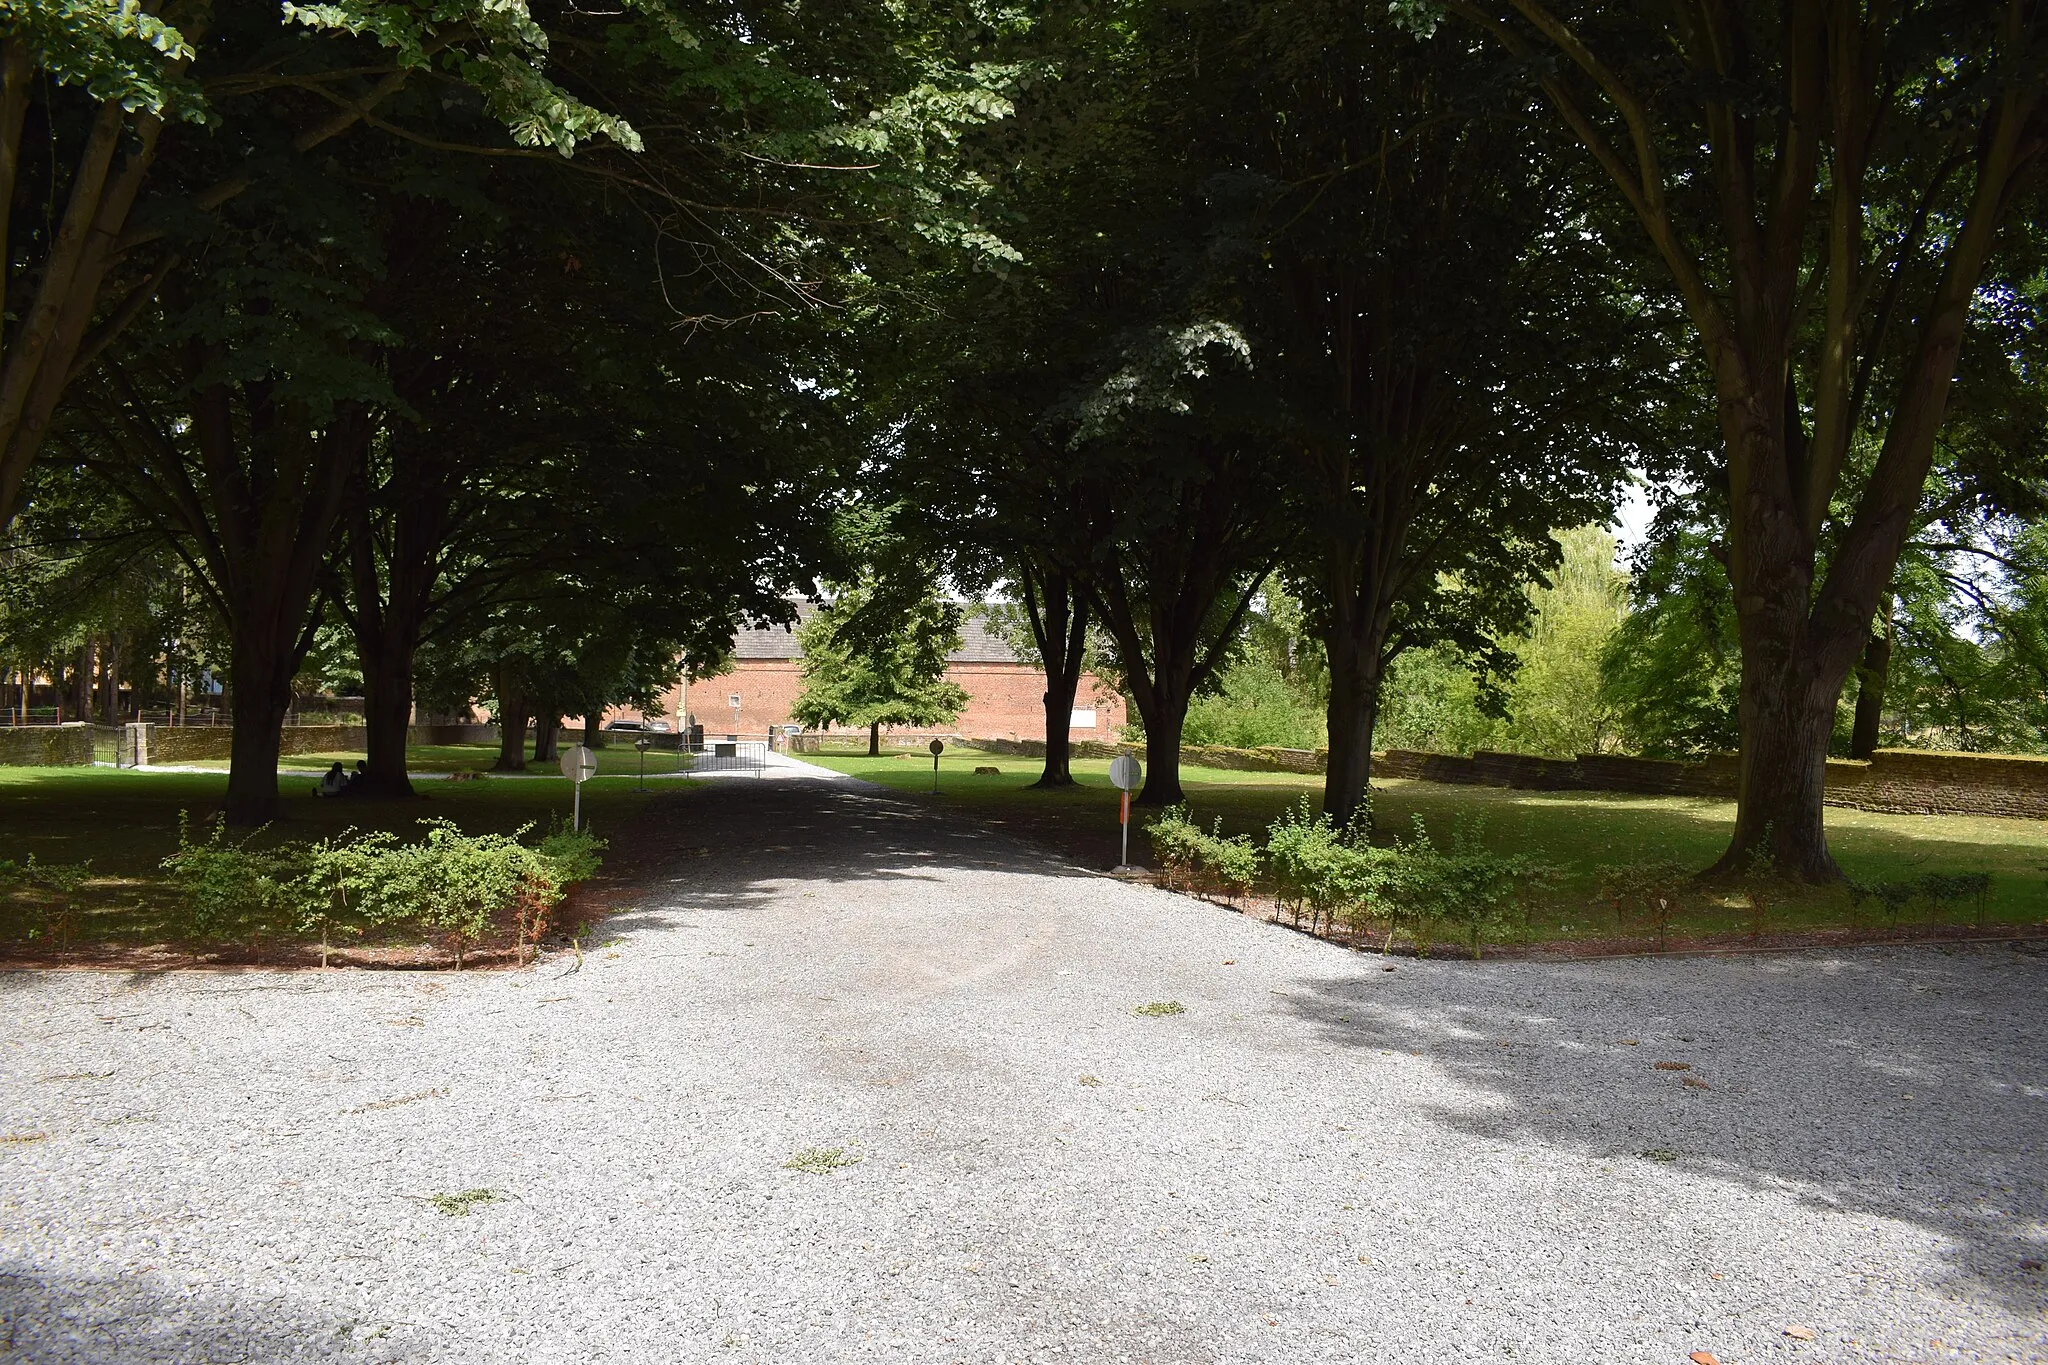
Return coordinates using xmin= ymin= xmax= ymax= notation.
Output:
xmin=561 ymin=744 xmax=598 ymax=830
xmin=1108 ymin=753 xmax=1142 ymax=871
xmin=929 ymin=738 xmax=945 ymax=793
xmin=634 ymin=734 xmax=652 ymax=792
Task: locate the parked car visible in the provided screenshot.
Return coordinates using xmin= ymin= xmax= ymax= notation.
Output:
xmin=603 ymin=719 xmax=672 ymax=732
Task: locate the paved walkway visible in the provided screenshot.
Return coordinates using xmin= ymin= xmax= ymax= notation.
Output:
xmin=3 ymin=766 xmax=2043 ymax=1362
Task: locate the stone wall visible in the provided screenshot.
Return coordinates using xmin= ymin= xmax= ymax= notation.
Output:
xmin=0 ymin=725 xmax=95 ymax=766
xmin=963 ymin=736 xmax=2047 ymax=820
xmin=139 ymin=723 xmax=511 ymax=764
xmin=1822 ymin=750 xmax=2048 ymax=820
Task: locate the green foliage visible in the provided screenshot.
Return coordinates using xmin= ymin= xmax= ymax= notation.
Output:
xmin=1376 ymin=817 xmax=1554 ymax=960
xmin=159 ymin=813 xmax=305 ymax=940
xmin=5 ymin=0 xmax=201 ymax=116
xmin=1145 ymin=805 xmax=1260 ymax=899
xmin=0 ymin=854 xmax=93 ymax=893
xmin=158 ymin=811 xmax=603 ymax=960
xmin=1847 ymin=871 xmax=1996 ymax=927
xmin=1264 ymin=798 xmax=1388 ymax=933
xmin=538 ymin=817 xmax=607 ymax=888
xmin=790 ymin=545 xmax=972 ymax=738
xmin=1376 ymin=527 xmax=1629 ymax=757
xmin=1183 ymin=656 xmax=1324 ymax=750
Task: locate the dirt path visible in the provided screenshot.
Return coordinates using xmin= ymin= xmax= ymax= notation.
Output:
xmin=3 ymin=765 xmax=2043 ymax=1362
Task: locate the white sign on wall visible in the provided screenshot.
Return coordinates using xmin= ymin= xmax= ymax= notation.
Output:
xmin=1069 ymin=708 xmax=1097 ymax=730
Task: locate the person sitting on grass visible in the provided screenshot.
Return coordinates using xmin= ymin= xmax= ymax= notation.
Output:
xmin=315 ymin=762 xmax=347 ymax=798
xmin=341 ymin=760 xmax=369 ymax=796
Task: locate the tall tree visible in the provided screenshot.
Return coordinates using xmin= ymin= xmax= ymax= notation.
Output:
xmin=1440 ymin=0 xmax=2048 ymax=878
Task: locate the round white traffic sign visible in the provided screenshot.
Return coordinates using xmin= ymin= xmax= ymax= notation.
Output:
xmin=560 ymin=744 xmax=598 ymax=783
xmin=1109 ymin=753 xmax=1142 ymax=791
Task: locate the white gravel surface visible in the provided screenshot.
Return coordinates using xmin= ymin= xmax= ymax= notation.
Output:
xmin=3 ymin=765 xmax=2044 ymax=1363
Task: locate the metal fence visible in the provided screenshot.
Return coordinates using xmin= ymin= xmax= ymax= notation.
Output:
xmin=688 ymin=739 xmax=768 ymax=777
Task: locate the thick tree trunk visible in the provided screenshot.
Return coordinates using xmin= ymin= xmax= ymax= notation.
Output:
xmin=1136 ymin=689 xmax=1188 ymax=807
xmin=358 ymin=637 xmax=417 ymax=799
xmin=494 ymin=712 xmax=529 ymax=771
xmin=1321 ymin=640 xmax=1385 ymax=832
xmin=1711 ymin=662 xmax=1843 ymax=882
xmin=1849 ymin=621 xmax=1891 ymax=761
xmin=583 ymin=712 xmax=606 ymax=748
xmin=867 ymin=721 xmax=880 ymax=757
xmin=533 ymin=715 xmax=561 ymax=763
xmin=223 ymin=637 xmax=297 ymax=825
xmin=492 ymin=661 xmax=529 ymax=772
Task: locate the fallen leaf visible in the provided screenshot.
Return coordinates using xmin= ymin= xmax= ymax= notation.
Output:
xmin=1783 ymin=1326 xmax=1817 ymax=1341
xmin=1221 ymin=959 xmax=1235 ymax=966
xmin=2021 ymin=1258 xmax=2044 ymax=1271
xmin=1690 ymin=1353 xmax=1721 ymax=1365
xmin=1681 ymin=1075 xmax=1712 ymax=1090
xmin=1654 ymin=1061 xmax=1691 ymax=1071
xmin=1620 ymin=1039 xmax=1640 ymax=1046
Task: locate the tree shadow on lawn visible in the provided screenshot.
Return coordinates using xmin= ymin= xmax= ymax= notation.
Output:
xmin=1279 ymin=944 xmax=2048 ymax=1316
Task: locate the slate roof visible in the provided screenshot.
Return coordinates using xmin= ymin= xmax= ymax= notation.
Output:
xmin=732 ymin=602 xmax=1021 ymax=665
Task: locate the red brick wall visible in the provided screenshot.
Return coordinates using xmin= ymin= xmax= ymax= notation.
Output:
xmin=621 ymin=661 xmax=1124 ymax=742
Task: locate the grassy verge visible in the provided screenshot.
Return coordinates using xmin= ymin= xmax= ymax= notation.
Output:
xmin=802 ymin=746 xmax=2048 ymax=943
xmin=0 ymin=750 xmax=668 ymax=952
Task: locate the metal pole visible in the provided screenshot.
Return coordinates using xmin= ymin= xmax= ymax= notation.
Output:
xmin=1120 ymin=791 xmax=1130 ymax=867
xmin=573 ymin=778 xmax=582 ymax=833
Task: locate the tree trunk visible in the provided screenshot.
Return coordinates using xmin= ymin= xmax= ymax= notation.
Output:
xmin=867 ymin=720 xmax=880 ymax=757
xmin=1136 ymin=689 xmax=1188 ymax=807
xmin=494 ymin=712 xmax=529 ymax=771
xmin=1849 ymin=617 xmax=1891 ymax=761
xmin=1321 ymin=638 xmax=1385 ymax=832
xmin=584 ymin=712 xmax=606 ymax=748
xmin=533 ymin=715 xmax=560 ymax=763
xmin=358 ymin=636 xmax=417 ymax=799
xmin=1024 ymin=568 xmax=1089 ymax=789
xmin=222 ymin=637 xmax=297 ymax=825
xmin=1710 ymin=661 xmax=1843 ymax=882
xmin=492 ymin=660 xmax=529 ymax=772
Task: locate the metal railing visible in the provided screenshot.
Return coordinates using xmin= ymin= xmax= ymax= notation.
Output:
xmin=687 ymin=738 xmax=769 ymax=777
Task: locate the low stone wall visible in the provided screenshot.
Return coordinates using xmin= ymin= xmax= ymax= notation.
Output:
xmin=0 ymin=725 xmax=95 ymax=766
xmin=1372 ymin=749 xmax=1736 ymax=798
xmin=141 ymin=722 xmax=512 ymax=764
xmin=963 ymin=736 xmax=2046 ymax=821
xmin=1823 ymin=750 xmax=2048 ymax=820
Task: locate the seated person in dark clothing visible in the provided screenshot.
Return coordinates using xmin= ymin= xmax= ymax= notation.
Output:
xmin=340 ymin=760 xmax=369 ymax=795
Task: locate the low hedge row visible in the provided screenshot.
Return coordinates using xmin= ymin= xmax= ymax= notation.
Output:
xmin=1149 ymin=799 xmax=1556 ymax=958
xmin=162 ymin=813 xmax=605 ymax=966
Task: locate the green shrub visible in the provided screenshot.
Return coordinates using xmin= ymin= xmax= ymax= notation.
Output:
xmin=349 ymin=820 xmax=559 ymax=968
xmin=1145 ymin=805 xmax=1261 ymax=901
xmin=1265 ymin=799 xmax=1389 ymax=934
xmin=538 ymin=817 xmax=607 ymax=887
xmin=1379 ymin=817 xmax=1554 ymax=959
xmin=159 ymin=812 xmax=604 ymax=963
xmin=0 ymin=855 xmax=93 ymax=894
xmin=160 ymin=813 xmax=305 ymax=941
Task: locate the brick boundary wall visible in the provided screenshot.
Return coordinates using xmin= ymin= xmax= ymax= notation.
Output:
xmin=967 ymin=737 xmax=2048 ymax=821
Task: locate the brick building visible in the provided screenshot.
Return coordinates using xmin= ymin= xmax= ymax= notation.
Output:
xmin=630 ymin=606 xmax=1125 ymax=743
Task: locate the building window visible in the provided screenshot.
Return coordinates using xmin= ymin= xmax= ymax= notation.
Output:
xmin=1069 ymin=708 xmax=1097 ymax=730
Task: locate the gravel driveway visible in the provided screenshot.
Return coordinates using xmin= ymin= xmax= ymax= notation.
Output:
xmin=4 ymin=764 xmax=2044 ymax=1363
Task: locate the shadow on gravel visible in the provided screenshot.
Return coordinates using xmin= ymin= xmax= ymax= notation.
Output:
xmin=0 ymin=1264 xmax=397 ymax=1364
xmin=1278 ymin=947 xmax=2048 ymax=1315
xmin=621 ymin=776 xmax=1096 ymax=924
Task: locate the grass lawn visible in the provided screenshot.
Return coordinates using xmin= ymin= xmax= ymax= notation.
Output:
xmin=803 ymin=746 xmax=2048 ymax=945
xmin=0 ymin=745 xmax=679 ymax=952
